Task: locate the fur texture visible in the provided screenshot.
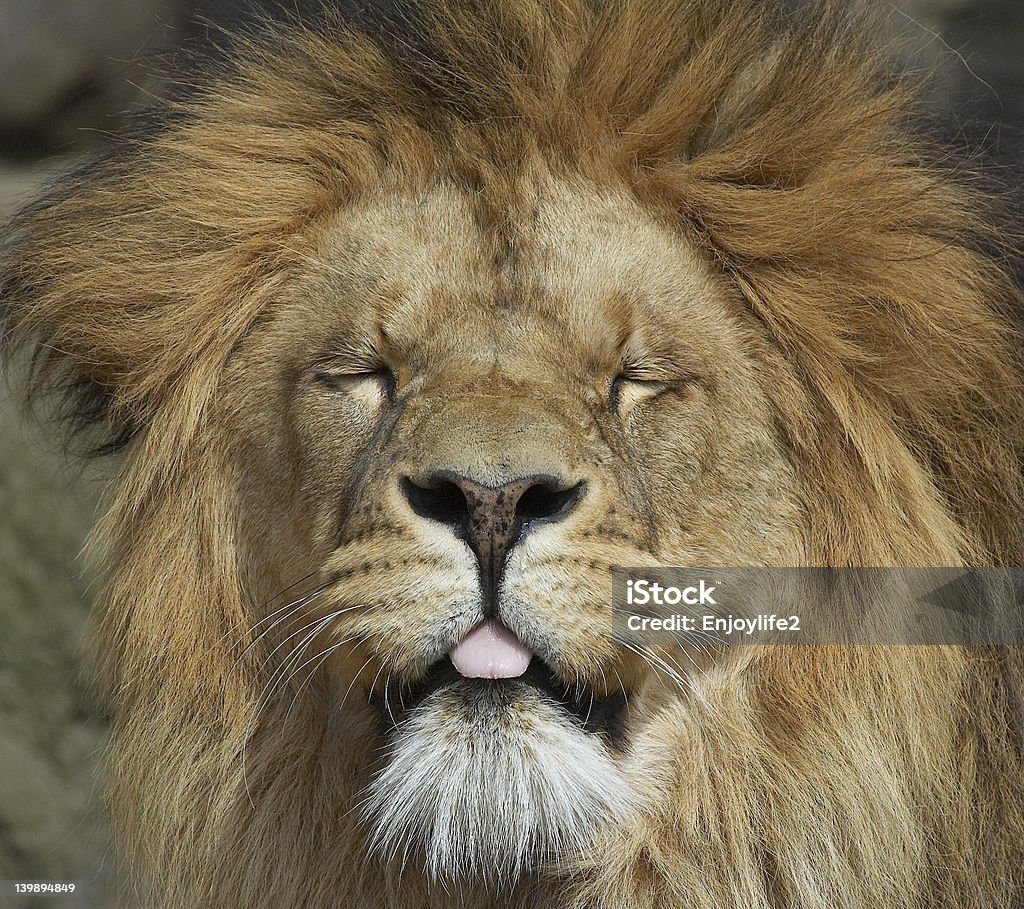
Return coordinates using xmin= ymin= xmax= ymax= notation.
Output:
xmin=3 ymin=1 xmax=1024 ymax=907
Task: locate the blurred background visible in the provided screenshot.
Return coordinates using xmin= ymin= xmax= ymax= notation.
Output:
xmin=0 ymin=1 xmax=1022 ymax=906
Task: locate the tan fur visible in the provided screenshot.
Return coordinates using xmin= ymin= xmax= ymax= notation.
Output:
xmin=3 ymin=1 xmax=1024 ymax=907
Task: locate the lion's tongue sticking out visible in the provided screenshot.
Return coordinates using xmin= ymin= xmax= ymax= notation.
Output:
xmin=449 ymin=619 xmax=532 ymax=679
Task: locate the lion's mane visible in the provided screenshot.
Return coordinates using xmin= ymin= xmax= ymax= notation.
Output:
xmin=3 ymin=1 xmax=1024 ymax=907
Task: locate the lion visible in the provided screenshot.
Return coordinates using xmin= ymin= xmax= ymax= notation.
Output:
xmin=3 ymin=0 xmax=1024 ymax=906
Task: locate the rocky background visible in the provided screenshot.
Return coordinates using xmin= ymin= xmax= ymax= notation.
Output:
xmin=1 ymin=1 xmax=1021 ymax=906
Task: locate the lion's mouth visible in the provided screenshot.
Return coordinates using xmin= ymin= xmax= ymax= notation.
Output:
xmin=448 ymin=618 xmax=534 ymax=679
xmin=372 ymin=620 xmax=628 ymax=742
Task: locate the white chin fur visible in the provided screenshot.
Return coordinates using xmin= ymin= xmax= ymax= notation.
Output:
xmin=361 ymin=683 xmax=635 ymax=884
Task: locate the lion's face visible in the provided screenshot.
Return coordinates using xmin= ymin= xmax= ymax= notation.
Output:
xmin=221 ymin=174 xmax=800 ymax=880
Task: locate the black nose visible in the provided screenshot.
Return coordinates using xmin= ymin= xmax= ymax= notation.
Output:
xmin=401 ymin=472 xmax=586 ymax=611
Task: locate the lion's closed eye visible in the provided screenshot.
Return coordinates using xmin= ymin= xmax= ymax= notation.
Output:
xmin=313 ymin=365 xmax=397 ymax=401
xmin=608 ymin=368 xmax=696 ymax=416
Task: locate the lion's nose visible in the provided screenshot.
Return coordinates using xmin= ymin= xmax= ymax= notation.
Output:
xmin=400 ymin=472 xmax=586 ymax=612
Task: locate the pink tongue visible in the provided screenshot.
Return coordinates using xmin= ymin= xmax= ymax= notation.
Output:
xmin=449 ymin=619 xmax=533 ymax=679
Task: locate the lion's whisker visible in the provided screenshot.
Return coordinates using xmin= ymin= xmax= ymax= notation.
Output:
xmin=212 ymin=568 xmax=322 ymax=651
xmin=609 ymin=666 xmax=630 ymax=714
xmin=337 ymin=654 xmax=377 ymax=718
xmin=615 ymin=637 xmax=704 ymax=703
xmin=251 ymin=608 xmax=356 ymax=719
xmin=383 ymin=671 xmax=394 ymax=727
xmin=239 ymin=607 xmax=365 ymax=805
xmin=367 ymin=658 xmax=390 ymax=707
xmin=282 ymin=633 xmax=364 ymax=723
xmin=220 ymin=583 xmax=338 ymax=702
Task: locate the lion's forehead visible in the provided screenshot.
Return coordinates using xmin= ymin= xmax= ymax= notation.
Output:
xmin=300 ymin=175 xmax=746 ymax=375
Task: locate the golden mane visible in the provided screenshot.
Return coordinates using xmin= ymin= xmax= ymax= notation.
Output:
xmin=3 ymin=1 xmax=1024 ymax=906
